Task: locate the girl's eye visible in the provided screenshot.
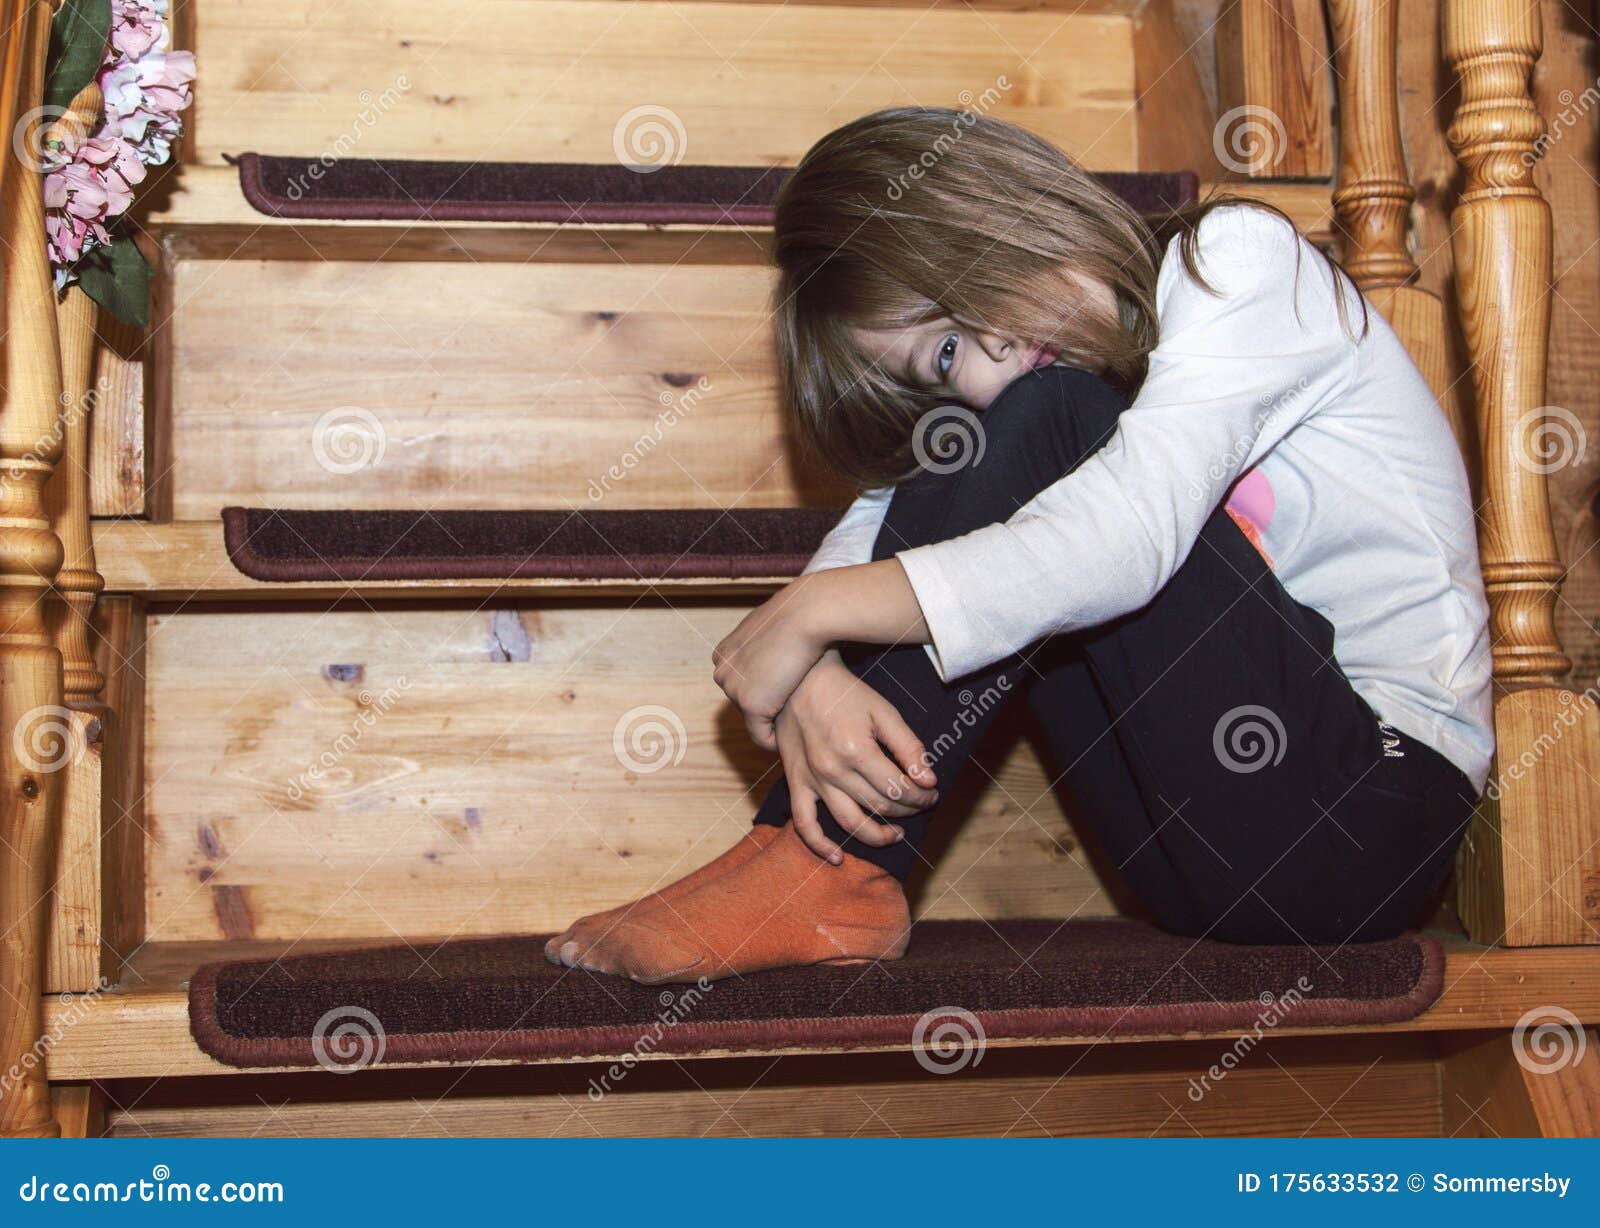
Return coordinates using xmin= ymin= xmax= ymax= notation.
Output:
xmin=936 ymin=333 xmax=958 ymax=379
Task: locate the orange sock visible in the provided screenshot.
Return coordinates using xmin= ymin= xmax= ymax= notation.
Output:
xmin=574 ymin=821 xmax=909 ymax=984
xmin=545 ymin=824 xmax=781 ymax=966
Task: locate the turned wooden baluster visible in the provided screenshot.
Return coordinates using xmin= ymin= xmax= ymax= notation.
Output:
xmin=0 ymin=0 xmax=69 ymax=1139
xmin=1445 ymin=0 xmax=1569 ymax=684
xmin=46 ymin=83 xmax=107 ymax=706
xmin=1327 ymin=0 xmax=1471 ymax=454
xmin=1327 ymin=0 xmax=1415 ymax=289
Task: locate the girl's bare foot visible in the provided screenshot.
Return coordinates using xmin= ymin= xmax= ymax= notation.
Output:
xmin=573 ymin=820 xmax=910 ymax=984
xmin=545 ymin=824 xmax=781 ymax=968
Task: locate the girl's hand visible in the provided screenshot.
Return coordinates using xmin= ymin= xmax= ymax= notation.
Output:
xmin=775 ymin=651 xmax=940 ymax=864
xmin=712 ymin=576 xmax=831 ymax=749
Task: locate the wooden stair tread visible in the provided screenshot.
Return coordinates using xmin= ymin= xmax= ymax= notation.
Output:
xmin=143 ymin=166 xmax=1337 ymax=262
xmin=46 ymin=935 xmax=1600 ymax=1080
xmin=95 ymin=520 xmax=788 ymax=599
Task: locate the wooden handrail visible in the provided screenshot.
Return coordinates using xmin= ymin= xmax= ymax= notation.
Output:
xmin=0 ymin=0 xmax=69 ymax=1139
xmin=1444 ymin=0 xmax=1569 ymax=684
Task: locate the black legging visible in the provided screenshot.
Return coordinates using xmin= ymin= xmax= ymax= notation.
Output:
xmin=754 ymin=365 xmax=1476 ymax=945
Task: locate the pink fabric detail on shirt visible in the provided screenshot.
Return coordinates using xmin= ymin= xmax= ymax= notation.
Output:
xmin=1226 ymin=467 xmax=1275 ymax=535
xmin=1225 ymin=468 xmax=1275 ymax=567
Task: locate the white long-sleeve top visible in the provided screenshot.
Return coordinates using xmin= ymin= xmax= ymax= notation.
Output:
xmin=803 ymin=204 xmax=1494 ymax=790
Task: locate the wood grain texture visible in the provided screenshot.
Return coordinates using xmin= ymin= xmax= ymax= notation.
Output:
xmin=48 ymin=280 xmax=105 ymax=703
xmin=1438 ymin=1030 xmax=1546 ymax=1136
xmin=1445 ymin=0 xmax=1568 ymax=684
xmin=1441 ymin=1024 xmax=1600 ymax=1137
xmin=1327 ymin=1 xmax=1469 ymax=450
xmin=43 ymin=600 xmax=149 ymax=995
xmin=0 ymin=5 xmax=25 ymax=332
xmin=1457 ymin=688 xmax=1600 ymax=946
xmin=91 ymin=597 xmax=147 ymax=976
xmin=163 ymin=257 xmax=850 ymax=518
xmin=1522 ymin=1025 xmax=1600 ymax=1136
xmin=42 ymin=710 xmax=105 ymax=994
xmin=99 ymin=1037 xmax=1444 ymax=1137
xmin=1445 ymin=0 xmax=1600 ymax=948
xmin=140 ymin=606 xmax=1105 ymax=944
xmin=0 ymin=0 xmax=66 ymax=1139
xmin=188 ymin=0 xmax=1139 ymax=169
xmin=1327 ymin=0 xmax=1414 ymax=288
xmin=1214 ymin=0 xmax=1332 ymax=177
xmin=1364 ymin=0 xmax=1482 ymax=502
xmin=88 ymin=311 xmax=147 ymax=518
xmin=49 ymin=1082 xmax=106 ymax=1139
xmin=1131 ymin=0 xmax=1222 ymax=174
xmin=1532 ymin=0 xmax=1600 ymax=690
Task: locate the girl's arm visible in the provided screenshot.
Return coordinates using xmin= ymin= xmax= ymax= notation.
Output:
xmin=716 ymin=206 xmax=1362 ymax=727
xmin=801 ymin=485 xmax=893 ymax=575
xmin=712 ymin=560 xmax=926 ymax=746
xmin=888 ymin=206 xmax=1361 ymax=683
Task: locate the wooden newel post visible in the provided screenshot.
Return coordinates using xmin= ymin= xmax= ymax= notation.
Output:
xmin=0 ymin=0 xmax=69 ymax=1138
xmin=1445 ymin=0 xmax=1600 ymax=946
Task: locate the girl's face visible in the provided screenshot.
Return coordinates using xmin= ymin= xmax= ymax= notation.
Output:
xmin=850 ymin=317 xmax=1060 ymax=411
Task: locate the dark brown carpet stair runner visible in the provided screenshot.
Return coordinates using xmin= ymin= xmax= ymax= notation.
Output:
xmin=188 ymin=920 xmax=1444 ymax=1069
xmin=231 ymin=152 xmax=1199 ymax=226
xmin=221 ymin=506 xmax=843 ymax=582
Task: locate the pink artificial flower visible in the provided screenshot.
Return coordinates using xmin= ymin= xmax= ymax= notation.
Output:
xmin=46 ymin=0 xmax=195 ymax=282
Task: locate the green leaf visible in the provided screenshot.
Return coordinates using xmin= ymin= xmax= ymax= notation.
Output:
xmin=44 ymin=0 xmax=112 ymax=114
xmin=75 ymin=236 xmax=151 ymax=329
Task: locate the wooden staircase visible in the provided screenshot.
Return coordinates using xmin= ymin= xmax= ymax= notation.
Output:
xmin=3 ymin=0 xmax=1599 ymax=1138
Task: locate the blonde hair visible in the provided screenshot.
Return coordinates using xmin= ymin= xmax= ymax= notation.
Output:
xmin=772 ymin=107 xmax=1363 ymax=489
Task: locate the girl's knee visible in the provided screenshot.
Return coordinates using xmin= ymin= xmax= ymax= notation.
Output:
xmin=981 ymin=365 xmax=1127 ymax=472
xmin=875 ymin=367 xmax=1129 ymax=552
